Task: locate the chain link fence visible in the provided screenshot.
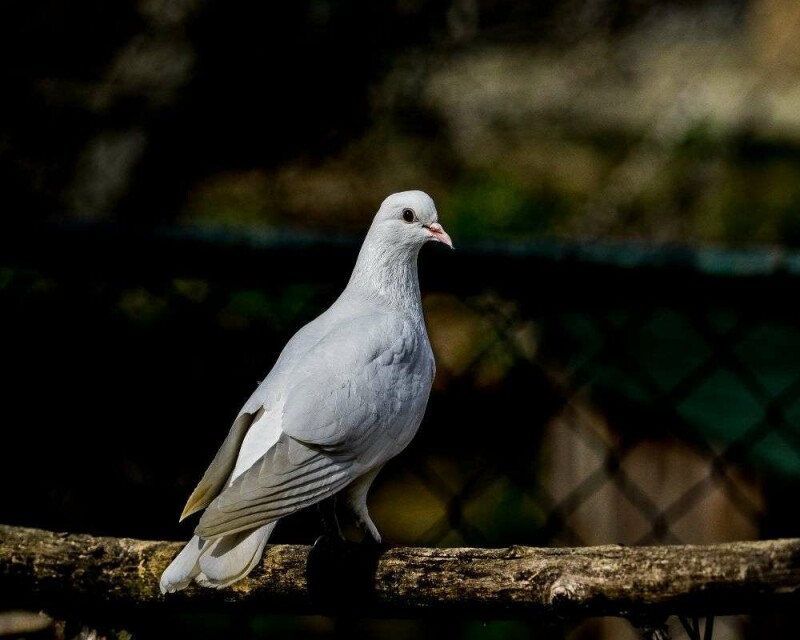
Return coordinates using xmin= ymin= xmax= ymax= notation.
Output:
xmin=2 ymin=224 xmax=799 ymax=638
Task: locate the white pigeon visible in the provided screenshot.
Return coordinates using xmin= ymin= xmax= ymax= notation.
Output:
xmin=160 ymin=190 xmax=452 ymax=593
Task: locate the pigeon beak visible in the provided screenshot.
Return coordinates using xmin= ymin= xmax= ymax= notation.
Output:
xmin=426 ymin=222 xmax=454 ymax=249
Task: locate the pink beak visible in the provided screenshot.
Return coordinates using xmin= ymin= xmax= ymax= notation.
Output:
xmin=426 ymin=222 xmax=454 ymax=249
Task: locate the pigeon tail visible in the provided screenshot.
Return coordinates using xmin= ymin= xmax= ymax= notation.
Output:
xmin=159 ymin=523 xmax=275 ymax=593
xmin=197 ymin=522 xmax=275 ymax=588
xmin=160 ymin=534 xmax=206 ymax=593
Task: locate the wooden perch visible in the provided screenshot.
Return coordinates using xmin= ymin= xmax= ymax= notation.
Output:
xmin=0 ymin=524 xmax=798 ymax=622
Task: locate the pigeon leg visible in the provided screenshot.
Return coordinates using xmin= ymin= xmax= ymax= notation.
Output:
xmin=317 ymin=496 xmax=344 ymax=540
xmin=351 ymin=502 xmax=381 ymax=544
xmin=343 ymin=467 xmax=383 ymax=544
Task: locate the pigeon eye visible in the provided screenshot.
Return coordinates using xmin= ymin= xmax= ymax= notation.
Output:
xmin=402 ymin=208 xmax=415 ymax=223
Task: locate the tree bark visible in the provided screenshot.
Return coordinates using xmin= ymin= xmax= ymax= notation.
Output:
xmin=0 ymin=524 xmax=798 ymax=622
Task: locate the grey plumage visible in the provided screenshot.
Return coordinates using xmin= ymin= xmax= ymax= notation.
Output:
xmin=160 ymin=190 xmax=452 ymax=593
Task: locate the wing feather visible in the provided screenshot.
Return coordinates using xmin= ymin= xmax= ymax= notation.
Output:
xmin=195 ymin=434 xmax=352 ymax=539
xmin=180 ymin=409 xmax=261 ymax=521
xmin=281 ymin=314 xmax=420 ymax=450
xmin=191 ymin=309 xmax=433 ymax=540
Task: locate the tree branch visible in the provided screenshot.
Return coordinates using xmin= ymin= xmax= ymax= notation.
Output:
xmin=1 ymin=524 xmax=798 ymax=622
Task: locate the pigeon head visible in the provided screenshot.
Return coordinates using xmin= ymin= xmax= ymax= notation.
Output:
xmin=371 ymin=190 xmax=453 ymax=250
xmin=348 ymin=190 xmax=452 ymax=309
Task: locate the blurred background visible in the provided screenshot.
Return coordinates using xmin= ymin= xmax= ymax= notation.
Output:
xmin=2 ymin=0 xmax=800 ymax=638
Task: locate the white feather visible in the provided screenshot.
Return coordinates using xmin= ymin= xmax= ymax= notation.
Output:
xmin=159 ymin=535 xmax=205 ymax=594
xmin=196 ymin=523 xmax=275 ymax=588
xmin=161 ymin=190 xmax=446 ymax=591
xmin=230 ymin=399 xmax=284 ymax=483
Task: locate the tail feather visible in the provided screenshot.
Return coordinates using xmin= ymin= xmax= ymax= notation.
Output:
xmin=160 ymin=523 xmax=275 ymax=593
xmin=196 ymin=523 xmax=275 ymax=588
xmin=160 ymin=535 xmax=206 ymax=594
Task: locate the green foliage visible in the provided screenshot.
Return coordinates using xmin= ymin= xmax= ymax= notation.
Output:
xmin=444 ymin=173 xmax=570 ymax=239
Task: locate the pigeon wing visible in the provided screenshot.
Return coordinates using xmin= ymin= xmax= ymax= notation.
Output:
xmin=195 ymin=434 xmax=351 ymax=538
xmin=180 ymin=409 xmax=261 ymax=521
xmin=194 ymin=313 xmax=431 ymax=539
xmin=281 ymin=313 xmax=425 ymax=451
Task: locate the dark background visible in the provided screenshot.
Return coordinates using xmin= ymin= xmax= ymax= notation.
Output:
xmin=2 ymin=1 xmax=800 ymax=638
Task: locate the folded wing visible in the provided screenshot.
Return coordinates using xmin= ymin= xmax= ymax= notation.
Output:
xmin=195 ymin=434 xmax=352 ymax=538
xmin=195 ymin=312 xmax=431 ymax=540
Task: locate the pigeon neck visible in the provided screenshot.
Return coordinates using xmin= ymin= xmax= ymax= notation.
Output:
xmin=347 ymin=234 xmax=423 ymax=315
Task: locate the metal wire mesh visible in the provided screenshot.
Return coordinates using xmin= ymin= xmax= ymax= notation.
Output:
xmin=2 ymin=225 xmax=799 ymax=638
xmin=398 ymin=294 xmax=789 ymax=549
